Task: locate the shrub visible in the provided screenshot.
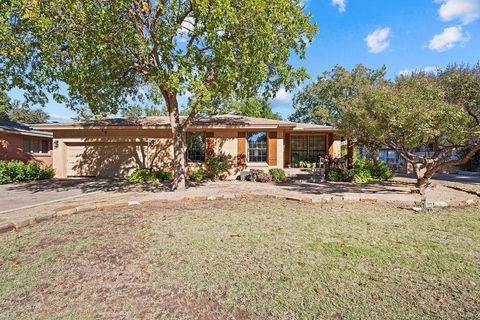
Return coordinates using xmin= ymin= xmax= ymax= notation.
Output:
xmin=128 ymin=168 xmax=172 ymax=184
xmin=348 ymin=157 xmax=393 ymax=183
xmin=269 ymin=168 xmax=286 ymax=182
xmin=189 ymin=170 xmax=206 ymax=182
xmin=247 ymin=169 xmax=272 ymax=183
xmin=325 ymin=168 xmax=347 ymax=182
xmin=0 ymin=160 xmax=54 ymax=184
xmin=206 ymin=155 xmax=229 ymax=180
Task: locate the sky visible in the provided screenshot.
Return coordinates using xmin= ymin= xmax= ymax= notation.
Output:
xmin=8 ymin=0 xmax=480 ymax=122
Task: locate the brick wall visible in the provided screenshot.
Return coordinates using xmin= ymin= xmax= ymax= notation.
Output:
xmin=0 ymin=132 xmax=53 ymax=167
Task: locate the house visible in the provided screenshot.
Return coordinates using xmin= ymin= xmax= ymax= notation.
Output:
xmin=0 ymin=120 xmax=53 ymax=166
xmin=31 ymin=115 xmax=341 ymax=178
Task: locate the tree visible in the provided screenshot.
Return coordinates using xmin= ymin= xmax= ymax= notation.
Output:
xmin=221 ymin=96 xmax=281 ymax=120
xmin=121 ymin=104 xmax=167 ymax=118
xmin=0 ymin=91 xmax=11 ymax=120
xmin=289 ymin=64 xmax=387 ymax=166
xmin=289 ymin=64 xmax=386 ymax=125
xmin=2 ymin=0 xmax=316 ymax=191
xmin=341 ymin=72 xmax=480 ymax=209
xmin=0 ymin=91 xmax=49 ymax=123
xmin=8 ymin=104 xmax=49 ymax=124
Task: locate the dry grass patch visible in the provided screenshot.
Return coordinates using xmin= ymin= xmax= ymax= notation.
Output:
xmin=0 ymin=200 xmax=479 ymax=319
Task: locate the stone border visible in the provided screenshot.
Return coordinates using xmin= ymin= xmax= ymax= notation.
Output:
xmin=1 ymin=193 xmax=478 ymax=235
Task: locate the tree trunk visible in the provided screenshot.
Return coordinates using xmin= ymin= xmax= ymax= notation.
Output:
xmin=414 ymin=163 xmax=432 ymax=210
xmin=164 ymin=90 xmax=186 ymax=191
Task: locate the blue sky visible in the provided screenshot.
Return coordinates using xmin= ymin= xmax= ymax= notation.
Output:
xmin=8 ymin=0 xmax=480 ymax=121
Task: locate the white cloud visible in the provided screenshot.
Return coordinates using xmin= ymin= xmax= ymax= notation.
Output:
xmin=398 ymin=66 xmax=439 ymax=76
xmin=428 ymin=26 xmax=470 ymax=51
xmin=332 ymin=0 xmax=346 ymax=13
xmin=364 ymin=27 xmax=391 ymax=54
xmin=435 ymin=0 xmax=480 ymax=24
xmin=273 ymin=88 xmax=293 ymax=103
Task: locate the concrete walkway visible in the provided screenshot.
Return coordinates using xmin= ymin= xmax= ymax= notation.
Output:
xmin=1 ymin=176 xmax=478 ymax=232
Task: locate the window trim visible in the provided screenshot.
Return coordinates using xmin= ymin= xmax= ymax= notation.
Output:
xmin=247 ymin=131 xmax=268 ymax=163
xmin=186 ymin=132 xmax=206 ymax=163
xmin=23 ymin=138 xmax=50 ymax=155
xmin=290 ymin=134 xmax=327 ymax=164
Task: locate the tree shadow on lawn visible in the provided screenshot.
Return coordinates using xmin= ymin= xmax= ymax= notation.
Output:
xmin=277 ymin=179 xmax=414 ymax=197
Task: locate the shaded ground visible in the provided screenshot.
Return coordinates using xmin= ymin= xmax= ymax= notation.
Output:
xmin=1 ymin=200 xmax=479 ymax=319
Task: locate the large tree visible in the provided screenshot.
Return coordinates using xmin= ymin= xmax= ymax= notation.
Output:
xmin=2 ymin=0 xmax=316 ymax=190
xmin=289 ymin=64 xmax=386 ymax=125
xmin=341 ymin=70 xmax=480 ymax=209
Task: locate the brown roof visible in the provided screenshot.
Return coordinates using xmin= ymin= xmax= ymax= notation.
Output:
xmin=31 ymin=115 xmax=337 ymax=132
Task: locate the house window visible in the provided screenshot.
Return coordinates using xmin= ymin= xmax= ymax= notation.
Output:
xmin=24 ymin=139 xmax=49 ymax=154
xmin=291 ymin=135 xmax=326 ymax=163
xmin=247 ymin=132 xmax=267 ymax=162
xmin=186 ymin=132 xmax=206 ymax=162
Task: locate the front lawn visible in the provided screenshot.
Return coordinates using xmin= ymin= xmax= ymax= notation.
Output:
xmin=0 ymin=200 xmax=479 ymax=319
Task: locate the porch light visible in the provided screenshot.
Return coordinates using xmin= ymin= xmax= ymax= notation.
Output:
xmin=54 ymin=140 xmax=59 ymax=149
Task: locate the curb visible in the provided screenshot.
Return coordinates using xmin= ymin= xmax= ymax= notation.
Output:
xmin=1 ymin=193 xmax=478 ymax=235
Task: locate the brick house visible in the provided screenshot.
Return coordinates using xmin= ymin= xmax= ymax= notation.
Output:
xmin=0 ymin=120 xmax=53 ymax=167
xmin=31 ymin=115 xmax=341 ymax=178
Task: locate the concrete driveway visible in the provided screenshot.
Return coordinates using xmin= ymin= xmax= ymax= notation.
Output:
xmin=0 ymin=178 xmax=167 ymax=214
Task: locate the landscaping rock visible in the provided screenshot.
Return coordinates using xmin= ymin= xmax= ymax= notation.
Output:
xmin=0 ymin=223 xmax=15 ymax=234
xmin=35 ymin=212 xmax=57 ymax=223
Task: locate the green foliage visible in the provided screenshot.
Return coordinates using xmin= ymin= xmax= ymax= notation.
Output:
xmin=128 ymin=168 xmax=172 ymax=184
xmin=1 ymin=0 xmax=317 ymax=190
xmin=348 ymin=158 xmax=393 ymax=183
xmin=189 ymin=170 xmax=206 ymax=182
xmin=325 ymin=168 xmax=347 ymax=182
xmin=289 ymin=64 xmax=387 ymax=126
xmin=8 ymin=105 xmax=49 ymax=124
xmin=341 ymin=67 xmax=480 ymax=185
xmin=0 ymin=160 xmax=54 ymax=184
xmin=121 ymin=104 xmax=166 ymax=119
xmin=269 ymin=168 xmax=286 ymax=182
xmin=221 ymin=96 xmax=281 ymax=120
xmin=206 ymin=155 xmax=229 ymax=180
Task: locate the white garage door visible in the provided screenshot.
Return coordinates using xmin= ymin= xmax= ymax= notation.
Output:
xmin=66 ymin=142 xmax=148 ymax=178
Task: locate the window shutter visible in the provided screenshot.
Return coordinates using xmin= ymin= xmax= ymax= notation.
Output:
xmin=268 ymin=132 xmax=277 ymax=166
xmin=206 ymin=132 xmax=214 ymax=160
xmin=327 ymin=133 xmax=334 ymax=159
xmin=237 ymin=132 xmax=246 ymax=166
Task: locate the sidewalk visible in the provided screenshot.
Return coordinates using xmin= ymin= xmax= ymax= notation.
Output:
xmin=1 ymin=179 xmax=478 ymax=234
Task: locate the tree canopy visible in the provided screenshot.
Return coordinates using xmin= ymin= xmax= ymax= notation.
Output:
xmin=220 ymin=97 xmax=281 ymax=120
xmin=0 ymin=90 xmax=49 ymax=123
xmin=340 ymin=67 xmax=480 ymax=208
xmin=289 ymin=64 xmax=386 ymax=125
xmin=1 ymin=0 xmax=317 ymax=190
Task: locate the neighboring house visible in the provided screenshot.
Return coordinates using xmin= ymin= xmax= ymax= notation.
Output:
xmin=31 ymin=115 xmax=341 ymax=179
xmin=0 ymin=120 xmax=53 ymax=167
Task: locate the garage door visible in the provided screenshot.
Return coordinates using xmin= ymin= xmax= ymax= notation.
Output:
xmin=66 ymin=142 xmax=148 ymax=178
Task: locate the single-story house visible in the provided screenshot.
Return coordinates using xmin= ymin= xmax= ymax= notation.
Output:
xmin=31 ymin=115 xmax=341 ymax=179
xmin=0 ymin=120 xmax=53 ymax=167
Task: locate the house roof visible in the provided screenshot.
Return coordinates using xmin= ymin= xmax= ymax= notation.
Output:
xmin=0 ymin=120 xmax=53 ymax=138
xmin=31 ymin=115 xmax=337 ymax=132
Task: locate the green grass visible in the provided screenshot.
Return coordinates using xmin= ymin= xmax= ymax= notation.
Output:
xmin=0 ymin=200 xmax=479 ymax=319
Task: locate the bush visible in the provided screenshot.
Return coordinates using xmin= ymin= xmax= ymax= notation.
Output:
xmin=269 ymin=168 xmax=286 ymax=182
xmin=247 ymin=169 xmax=272 ymax=183
xmin=189 ymin=170 xmax=206 ymax=182
xmin=128 ymin=168 xmax=172 ymax=184
xmin=325 ymin=168 xmax=347 ymax=182
xmin=348 ymin=157 xmax=393 ymax=183
xmin=0 ymin=160 xmax=54 ymax=184
xmin=206 ymin=155 xmax=229 ymax=180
